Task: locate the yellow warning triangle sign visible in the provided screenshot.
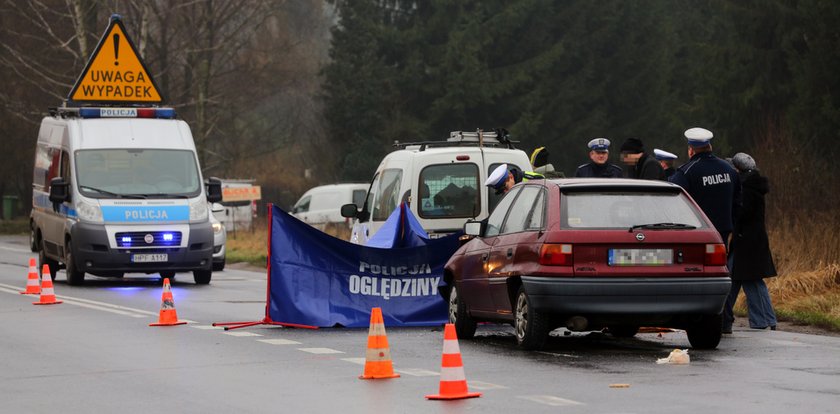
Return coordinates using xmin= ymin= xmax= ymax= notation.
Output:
xmin=68 ymin=15 xmax=163 ymax=104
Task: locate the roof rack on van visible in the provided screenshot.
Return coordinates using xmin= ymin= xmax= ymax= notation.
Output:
xmin=48 ymin=106 xmax=176 ymax=119
xmin=393 ymin=130 xmax=519 ymax=151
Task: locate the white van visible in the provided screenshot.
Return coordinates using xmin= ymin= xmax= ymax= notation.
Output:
xmin=292 ymin=183 xmax=368 ymax=229
xmin=30 ymin=106 xmax=222 ymax=285
xmin=342 ymin=131 xmax=532 ymax=242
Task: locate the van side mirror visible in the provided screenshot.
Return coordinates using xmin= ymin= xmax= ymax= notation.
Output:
xmin=340 ymin=203 xmax=358 ymax=219
xmin=49 ymin=177 xmax=70 ymax=206
xmin=206 ymin=177 xmax=223 ymax=203
xmin=464 ymin=220 xmax=485 ymax=237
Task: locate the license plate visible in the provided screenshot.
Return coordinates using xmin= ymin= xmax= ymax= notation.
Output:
xmin=608 ymin=249 xmax=672 ymax=266
xmin=131 ymin=254 xmax=168 ymax=263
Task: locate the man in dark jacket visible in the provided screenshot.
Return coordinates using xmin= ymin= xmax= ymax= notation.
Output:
xmin=574 ymin=138 xmax=623 ymax=178
xmin=619 ymin=138 xmax=665 ymax=180
xmin=722 ymin=152 xmax=777 ymax=333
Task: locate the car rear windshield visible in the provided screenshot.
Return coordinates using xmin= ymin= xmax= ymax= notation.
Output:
xmin=561 ymin=189 xmax=706 ymax=229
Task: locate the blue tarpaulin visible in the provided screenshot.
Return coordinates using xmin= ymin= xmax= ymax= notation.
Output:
xmin=267 ymin=204 xmax=461 ymax=327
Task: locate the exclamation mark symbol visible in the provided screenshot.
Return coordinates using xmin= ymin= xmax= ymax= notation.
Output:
xmin=113 ymin=34 xmax=120 ymax=66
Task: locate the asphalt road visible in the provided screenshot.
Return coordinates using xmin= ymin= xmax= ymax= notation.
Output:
xmin=1 ymin=235 xmax=838 ymax=413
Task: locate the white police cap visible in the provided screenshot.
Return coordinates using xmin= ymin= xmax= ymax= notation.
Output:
xmin=485 ymin=164 xmax=509 ymax=188
xmin=684 ymin=127 xmax=713 ymax=147
xmin=653 ymin=148 xmax=678 ymax=161
xmin=587 ymin=138 xmax=611 ymax=152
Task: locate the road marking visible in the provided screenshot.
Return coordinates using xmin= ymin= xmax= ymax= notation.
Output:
xmin=0 ymin=245 xmax=32 ymax=254
xmin=298 ymin=347 xmax=344 ymax=354
xmin=395 ymin=368 xmax=439 ymax=377
xmin=0 ymin=282 xmax=157 ymax=319
xmin=469 ymin=381 xmax=508 ymax=390
xmin=257 ymin=338 xmax=301 ymax=345
xmin=340 ymin=357 xmax=367 ymax=365
xmin=518 ymin=395 xmax=584 ymax=407
xmin=223 ymin=331 xmax=263 ymax=337
xmin=0 ymin=285 xmax=24 ymax=295
xmin=537 ymin=351 xmax=579 ymax=358
xmin=191 ymin=325 xmax=224 ymax=330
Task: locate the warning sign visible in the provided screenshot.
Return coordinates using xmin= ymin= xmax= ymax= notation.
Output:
xmin=68 ymin=15 xmax=163 ymax=104
xmin=222 ymin=186 xmax=262 ymax=202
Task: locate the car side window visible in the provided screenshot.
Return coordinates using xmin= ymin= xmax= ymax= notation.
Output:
xmin=502 ymin=186 xmax=540 ymax=234
xmin=294 ymin=195 xmax=311 ymax=213
xmin=526 ymin=188 xmax=546 ymax=230
xmin=485 ymin=187 xmax=521 ymax=237
xmin=372 ymin=168 xmax=403 ymax=221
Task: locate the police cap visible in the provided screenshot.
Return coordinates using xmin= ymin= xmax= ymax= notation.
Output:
xmin=653 ymin=148 xmax=678 ymax=161
xmin=684 ymin=127 xmax=713 ymax=147
xmin=588 ymin=138 xmax=610 ymax=152
xmin=486 ymin=164 xmax=509 ymax=189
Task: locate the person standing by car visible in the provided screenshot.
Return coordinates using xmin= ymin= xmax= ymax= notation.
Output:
xmin=654 ymin=148 xmax=678 ymax=178
xmin=722 ymin=152 xmax=778 ymax=333
xmin=485 ymin=163 xmax=543 ymax=195
xmin=574 ymin=138 xmax=623 ymax=178
xmin=669 ymin=127 xmax=741 ymax=244
xmin=619 ymin=138 xmax=665 ymax=180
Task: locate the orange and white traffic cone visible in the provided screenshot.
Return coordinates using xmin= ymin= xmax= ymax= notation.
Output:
xmin=359 ymin=307 xmax=400 ymax=380
xmin=32 ymin=265 xmax=62 ymax=305
xmin=425 ymin=323 xmax=481 ymax=400
xmin=20 ymin=257 xmax=41 ymax=295
xmin=149 ymin=278 xmax=186 ymax=326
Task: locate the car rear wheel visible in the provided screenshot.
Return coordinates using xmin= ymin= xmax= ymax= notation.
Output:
xmin=514 ymin=287 xmax=550 ymax=350
xmin=193 ymin=269 xmax=212 ymax=285
xmin=449 ymin=285 xmax=476 ymax=339
xmin=686 ymin=314 xmax=723 ymax=349
xmin=30 ymin=222 xmax=38 ymax=252
xmin=608 ymin=325 xmax=639 ymax=338
xmin=64 ymin=239 xmax=85 ymax=285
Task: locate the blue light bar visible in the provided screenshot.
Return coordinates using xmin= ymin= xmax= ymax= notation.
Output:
xmin=76 ymin=107 xmax=176 ymax=119
xmin=155 ymin=108 xmax=176 ymax=119
xmin=163 ymin=233 xmax=173 ymax=242
xmin=121 ymin=236 xmax=131 ymax=242
xmin=79 ymin=108 xmax=101 ymax=118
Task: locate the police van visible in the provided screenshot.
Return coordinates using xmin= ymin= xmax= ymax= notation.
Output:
xmin=30 ymin=106 xmax=222 ymax=284
xmin=342 ymin=130 xmax=532 ymax=243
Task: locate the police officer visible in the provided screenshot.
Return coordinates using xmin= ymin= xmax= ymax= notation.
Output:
xmin=619 ymin=138 xmax=665 ymax=180
xmin=485 ymin=163 xmax=543 ymax=195
xmin=669 ymin=127 xmax=741 ymax=243
xmin=574 ymin=138 xmax=623 ymax=178
xmin=654 ymin=148 xmax=678 ymax=178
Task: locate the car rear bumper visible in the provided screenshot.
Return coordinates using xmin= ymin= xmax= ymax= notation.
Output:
xmin=521 ymin=276 xmax=731 ymax=315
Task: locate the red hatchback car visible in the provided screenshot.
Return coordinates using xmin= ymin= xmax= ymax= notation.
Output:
xmin=443 ymin=178 xmax=731 ymax=350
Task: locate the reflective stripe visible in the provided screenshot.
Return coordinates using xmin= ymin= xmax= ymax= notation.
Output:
xmin=365 ymin=347 xmax=392 ymax=361
xmin=367 ymin=322 xmax=386 ymax=337
xmin=440 ymin=366 xmax=466 ymax=382
xmin=442 ymin=339 xmax=460 ymax=355
xmin=26 ymin=278 xmax=40 ymax=286
xmin=41 ymin=287 xmax=55 ymax=296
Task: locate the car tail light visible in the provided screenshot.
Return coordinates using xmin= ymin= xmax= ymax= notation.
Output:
xmin=540 ymin=243 xmax=573 ymax=266
xmin=705 ymin=243 xmax=727 ymax=266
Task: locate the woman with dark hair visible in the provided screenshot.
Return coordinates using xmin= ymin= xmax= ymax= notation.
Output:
xmin=722 ymin=152 xmax=778 ymax=333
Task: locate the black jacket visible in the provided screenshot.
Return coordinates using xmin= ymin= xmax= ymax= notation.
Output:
xmin=629 ymin=153 xmax=665 ymax=180
xmin=730 ymin=170 xmax=777 ymax=280
xmin=574 ymin=162 xmax=623 ymax=178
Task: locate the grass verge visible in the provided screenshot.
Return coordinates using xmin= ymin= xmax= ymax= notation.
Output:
xmin=0 ymin=219 xmax=28 ymax=234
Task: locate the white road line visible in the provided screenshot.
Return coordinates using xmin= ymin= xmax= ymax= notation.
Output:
xmin=468 ymin=381 xmax=508 ymax=390
xmin=0 ymin=282 xmax=155 ymax=318
xmin=223 ymin=331 xmax=263 ymax=337
xmin=0 ymin=285 xmax=24 ymax=295
xmin=340 ymin=357 xmax=367 ymax=365
xmin=191 ymin=325 xmax=224 ymax=330
xmin=395 ymin=368 xmax=439 ymax=377
xmin=257 ymin=338 xmax=301 ymax=345
xmin=0 ymin=245 xmax=33 ymax=254
xmin=517 ymin=395 xmax=584 ymax=407
xmin=298 ymin=347 xmax=344 ymax=354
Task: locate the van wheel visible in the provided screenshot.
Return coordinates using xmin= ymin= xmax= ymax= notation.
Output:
xmin=608 ymin=325 xmax=639 ymax=338
xmin=514 ymin=287 xmax=550 ymax=350
xmin=39 ymin=240 xmax=58 ymax=281
xmin=193 ymin=269 xmax=212 ymax=285
xmin=64 ymin=239 xmax=85 ymax=285
xmin=30 ymin=222 xmax=38 ymax=252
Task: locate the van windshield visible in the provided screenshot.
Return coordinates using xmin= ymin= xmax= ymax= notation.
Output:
xmin=75 ymin=149 xmax=201 ymax=198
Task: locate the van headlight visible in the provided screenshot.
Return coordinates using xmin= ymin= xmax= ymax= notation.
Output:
xmin=212 ymin=222 xmax=223 ymax=234
xmin=76 ymin=199 xmax=103 ymax=223
xmin=189 ymin=199 xmax=208 ymax=221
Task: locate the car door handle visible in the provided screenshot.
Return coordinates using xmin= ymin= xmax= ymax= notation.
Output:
xmin=506 ymin=248 xmax=513 ymax=259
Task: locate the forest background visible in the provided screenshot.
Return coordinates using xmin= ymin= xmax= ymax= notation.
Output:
xmin=1 ymin=0 xmax=838 ymax=326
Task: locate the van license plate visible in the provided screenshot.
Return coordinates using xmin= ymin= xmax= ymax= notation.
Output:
xmin=132 ymin=254 xmax=168 ymax=263
xmin=608 ymin=249 xmax=672 ymax=266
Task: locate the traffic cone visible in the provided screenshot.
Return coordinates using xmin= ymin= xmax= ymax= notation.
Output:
xmin=425 ymin=323 xmax=481 ymax=400
xmin=32 ymin=265 xmax=62 ymax=305
xmin=20 ymin=257 xmax=41 ymax=295
xmin=149 ymin=278 xmax=186 ymax=326
xmin=359 ymin=307 xmax=400 ymax=380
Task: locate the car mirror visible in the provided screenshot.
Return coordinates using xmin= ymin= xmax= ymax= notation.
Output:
xmin=340 ymin=203 xmax=358 ymax=218
xmin=49 ymin=177 xmax=70 ymax=205
xmin=464 ymin=220 xmax=484 ymax=237
xmin=206 ymin=177 xmax=223 ymax=203
xmin=211 ymin=202 xmax=224 ymax=213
